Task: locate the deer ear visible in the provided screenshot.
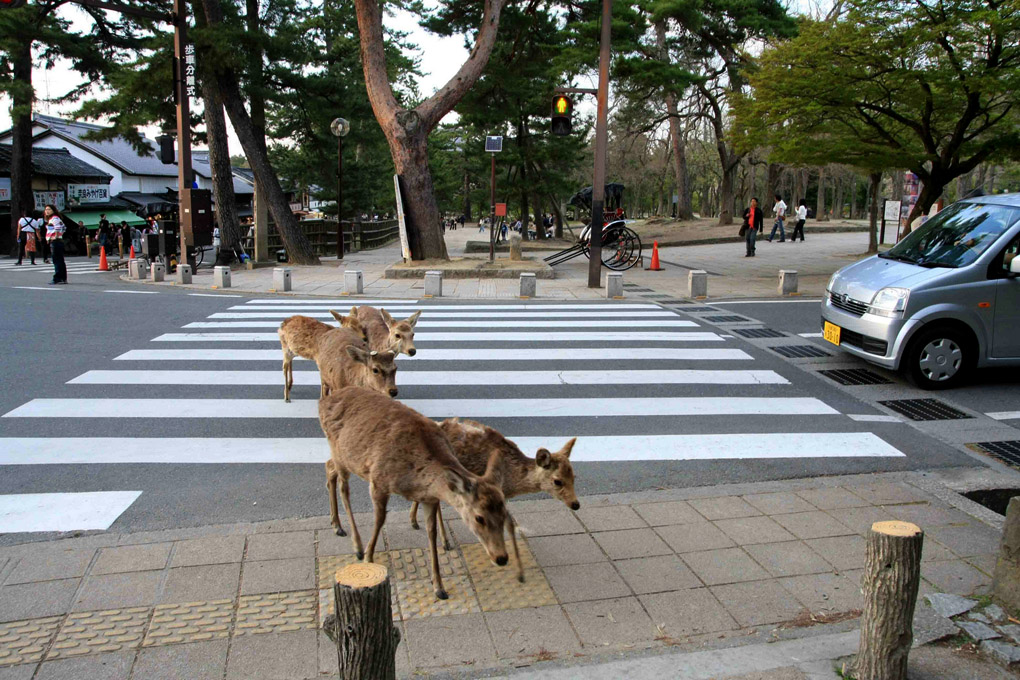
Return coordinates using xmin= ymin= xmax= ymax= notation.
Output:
xmin=406 ymin=310 xmax=422 ymax=327
xmin=349 ymin=306 xmax=358 ymax=318
xmin=535 ymin=448 xmax=553 ymax=469
xmin=379 ymin=308 xmax=394 ymax=326
xmin=558 ymin=437 xmax=577 ymax=459
xmin=329 ymin=310 xmax=344 ymax=324
xmin=446 ymin=469 xmax=475 ymax=496
xmin=341 ymin=316 xmax=361 ymax=331
xmin=482 ymin=449 xmax=503 ymax=484
xmin=346 ymin=345 xmax=370 ymax=365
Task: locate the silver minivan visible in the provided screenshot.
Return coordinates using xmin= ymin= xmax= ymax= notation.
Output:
xmin=821 ymin=193 xmax=1020 ymax=389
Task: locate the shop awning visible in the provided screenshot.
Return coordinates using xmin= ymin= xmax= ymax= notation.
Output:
xmin=62 ymin=209 xmax=147 ymax=230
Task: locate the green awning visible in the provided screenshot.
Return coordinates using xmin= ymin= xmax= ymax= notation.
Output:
xmin=62 ymin=209 xmax=146 ymax=230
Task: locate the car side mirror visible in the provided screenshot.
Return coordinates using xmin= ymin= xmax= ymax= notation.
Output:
xmin=1011 ymin=257 xmax=1020 ymax=275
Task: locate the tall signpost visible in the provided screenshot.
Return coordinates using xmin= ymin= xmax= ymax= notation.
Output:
xmin=587 ymin=0 xmax=611 ymax=289
xmin=174 ymin=0 xmax=195 ymax=271
xmin=485 ymin=136 xmax=502 ymax=262
xmin=331 ymin=117 xmax=350 ymax=259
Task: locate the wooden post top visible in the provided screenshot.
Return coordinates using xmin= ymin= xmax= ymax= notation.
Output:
xmin=336 ymin=562 xmax=388 ymax=588
xmin=871 ymin=520 xmax=922 ymax=537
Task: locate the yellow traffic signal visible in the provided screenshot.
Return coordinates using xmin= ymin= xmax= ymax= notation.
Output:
xmin=551 ymin=95 xmax=573 ymax=135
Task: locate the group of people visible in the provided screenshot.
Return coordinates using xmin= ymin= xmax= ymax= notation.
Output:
xmin=15 ymin=205 xmax=68 ymax=284
xmin=741 ymin=193 xmax=808 ymax=257
xmin=440 ymin=215 xmax=466 ymax=233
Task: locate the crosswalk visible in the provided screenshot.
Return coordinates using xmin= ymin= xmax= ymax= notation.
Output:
xmin=0 ymin=297 xmax=909 ymax=530
xmin=0 ymin=260 xmax=105 ymax=275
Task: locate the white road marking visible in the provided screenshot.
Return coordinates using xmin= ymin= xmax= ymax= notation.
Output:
xmin=189 ymin=293 xmax=243 ymax=298
xmin=847 ymin=414 xmax=903 ymax=423
xmin=799 ymin=333 xmax=823 ymax=338
xmin=0 ymin=491 xmax=142 ymax=532
xmin=237 ymin=303 xmax=662 ymax=311
xmin=3 ymin=397 xmax=840 ymax=419
xmin=70 ymin=369 xmax=789 ymax=386
xmin=105 ymin=290 xmax=158 ymax=295
xmin=710 ymin=299 xmax=823 ymax=305
xmin=114 ymin=347 xmax=754 ymax=362
xmin=151 ymin=331 xmax=724 ymax=343
xmin=988 ymin=411 xmax=1020 ymax=420
xmin=0 ymin=433 xmax=902 ymax=465
xmin=14 ymin=286 xmax=60 ymax=291
xmin=182 ymin=319 xmax=700 ymax=329
xmin=211 ymin=310 xmax=680 ymax=319
xmin=243 ymin=299 xmax=417 ymax=305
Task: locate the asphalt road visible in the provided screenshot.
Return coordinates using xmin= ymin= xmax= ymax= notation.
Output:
xmin=0 ymin=257 xmax=999 ymax=544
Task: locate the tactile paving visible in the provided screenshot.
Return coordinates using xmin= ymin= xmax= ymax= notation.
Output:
xmin=0 ymin=616 xmax=62 ymax=666
xmin=144 ymin=600 xmax=233 ymax=647
xmin=47 ymin=607 xmax=150 ymax=659
xmin=473 ymin=569 xmax=557 ymax=611
xmin=317 ymin=552 xmax=391 ymax=590
xmin=395 ymin=576 xmax=480 ymax=620
xmin=234 ymin=591 xmax=317 ymax=636
xmin=462 ymin=542 xmax=539 ymax=573
xmin=389 ymin=548 xmax=465 ymax=582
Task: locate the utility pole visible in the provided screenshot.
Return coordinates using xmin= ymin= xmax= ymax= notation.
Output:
xmin=173 ymin=0 xmax=194 ymax=270
xmin=587 ymin=0 xmax=612 ymax=289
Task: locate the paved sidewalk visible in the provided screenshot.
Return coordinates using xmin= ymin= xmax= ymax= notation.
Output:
xmin=0 ymin=469 xmax=1010 ymax=679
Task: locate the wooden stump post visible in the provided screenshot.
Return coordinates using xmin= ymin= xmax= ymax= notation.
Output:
xmin=327 ymin=562 xmax=400 ymax=680
xmin=852 ymin=520 xmax=923 ymax=680
xmin=993 ymin=496 xmax=1020 ymax=611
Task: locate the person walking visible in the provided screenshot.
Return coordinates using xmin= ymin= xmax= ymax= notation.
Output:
xmin=792 ymin=199 xmax=807 ymax=242
xmin=768 ymin=193 xmax=787 ymax=242
xmin=741 ymin=197 xmax=763 ymax=257
xmin=16 ymin=211 xmax=41 ymax=265
xmin=43 ymin=204 xmax=68 ymax=284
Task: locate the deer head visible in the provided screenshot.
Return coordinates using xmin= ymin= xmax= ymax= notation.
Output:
xmin=345 ymin=347 xmax=399 ymax=397
xmin=379 ymin=309 xmax=421 ymax=356
xmin=534 ymin=437 xmax=580 ymax=510
xmin=330 ymin=309 xmax=368 ymax=343
xmin=446 ymin=450 xmax=509 ymax=567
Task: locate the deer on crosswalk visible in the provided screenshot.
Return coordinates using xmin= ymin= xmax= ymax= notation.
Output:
xmin=354 ymin=306 xmax=421 ymax=356
xmin=319 ymin=387 xmax=511 ymax=600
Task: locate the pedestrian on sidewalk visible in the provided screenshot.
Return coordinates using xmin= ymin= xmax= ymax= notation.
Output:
xmin=741 ymin=197 xmax=763 ymax=257
xmin=15 ymin=210 xmax=38 ymax=265
xmin=768 ymin=193 xmax=787 ymax=242
xmin=792 ymin=200 xmax=807 ymax=242
xmin=43 ymin=204 xmax=68 ymax=284
xmin=478 ymin=218 xmax=486 ymax=233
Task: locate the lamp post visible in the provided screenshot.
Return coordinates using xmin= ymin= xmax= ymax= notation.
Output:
xmin=331 ymin=117 xmax=350 ymax=259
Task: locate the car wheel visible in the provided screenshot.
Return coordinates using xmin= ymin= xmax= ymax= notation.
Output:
xmin=905 ymin=326 xmax=971 ymax=390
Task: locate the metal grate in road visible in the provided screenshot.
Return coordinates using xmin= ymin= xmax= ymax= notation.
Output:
xmin=878 ymin=398 xmax=972 ymax=421
xmin=732 ymin=327 xmax=787 ymax=339
xmin=771 ymin=345 xmax=831 ymax=359
xmin=642 ymin=294 xmax=672 ymax=299
xmin=658 ymin=299 xmax=693 ymax=305
xmin=676 ymin=306 xmax=720 ymax=313
xmin=969 ymin=441 xmax=1020 ymax=468
xmin=704 ymin=315 xmax=753 ymax=323
xmin=818 ymin=368 xmax=892 ymax=386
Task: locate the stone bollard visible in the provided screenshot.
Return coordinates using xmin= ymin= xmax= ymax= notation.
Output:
xmin=509 ymin=233 xmax=523 ymax=261
xmin=779 ymin=270 xmax=799 ymax=295
xmin=176 ymin=264 xmax=192 ymax=284
xmin=688 ymin=270 xmax=708 ymax=298
xmin=134 ymin=260 xmax=149 ymax=281
xmin=129 ymin=259 xmax=140 ymax=279
xmin=272 ymin=267 xmax=292 ymax=292
xmin=993 ymin=497 xmax=1020 ymax=612
xmin=424 ymin=270 xmax=443 ymax=297
xmin=150 ymin=261 xmax=165 ymax=282
xmin=213 ymin=265 xmax=231 ymax=289
xmin=605 ymin=273 xmax=624 ymax=299
xmin=343 ymin=270 xmax=364 ymax=295
xmin=519 ymin=272 xmax=536 ymax=298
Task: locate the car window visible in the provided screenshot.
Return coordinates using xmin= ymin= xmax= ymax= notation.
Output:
xmin=1000 ymin=235 xmax=1020 ymax=276
xmin=884 ymin=202 xmax=1020 ymax=268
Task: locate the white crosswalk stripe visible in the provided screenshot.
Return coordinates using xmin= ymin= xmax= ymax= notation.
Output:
xmin=0 ymin=298 xmax=908 ymax=477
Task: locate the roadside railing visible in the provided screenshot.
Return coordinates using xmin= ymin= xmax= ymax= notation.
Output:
xmin=264 ymin=219 xmax=399 ymax=255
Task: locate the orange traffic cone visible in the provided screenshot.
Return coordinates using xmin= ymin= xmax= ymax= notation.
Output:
xmin=129 ymin=245 xmax=136 ymax=259
xmin=99 ymin=246 xmax=109 ymax=271
xmin=647 ymin=240 xmax=663 ymax=271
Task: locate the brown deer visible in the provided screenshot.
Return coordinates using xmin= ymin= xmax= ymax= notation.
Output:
xmin=320 ymin=387 xmax=510 ymax=599
xmin=408 ymin=418 xmax=579 ymax=580
xmin=354 ymin=306 xmax=422 ymax=356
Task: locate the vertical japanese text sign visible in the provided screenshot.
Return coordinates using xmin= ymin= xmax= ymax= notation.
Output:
xmin=183 ymin=44 xmax=197 ymax=102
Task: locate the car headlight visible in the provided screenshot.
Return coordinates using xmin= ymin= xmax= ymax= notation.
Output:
xmin=868 ymin=287 xmax=909 ymax=317
xmin=827 ymin=272 xmax=839 ymax=293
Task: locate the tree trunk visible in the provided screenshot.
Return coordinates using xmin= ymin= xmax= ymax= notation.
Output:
xmin=833 ymin=173 xmax=844 ymax=221
xmin=462 ymin=170 xmax=472 ymax=222
xmin=851 ymin=521 xmax=923 ymax=680
xmin=198 ymin=0 xmax=319 ymax=264
xmin=850 ymin=175 xmax=859 ymax=219
xmin=326 ymin=563 xmax=401 ymax=680
xmin=867 ymin=171 xmax=881 ymax=254
xmin=904 ymin=178 xmax=943 ymax=235
xmin=245 ymin=0 xmax=266 ymax=153
xmin=389 ymin=122 xmax=446 ymax=259
xmin=764 ymin=163 xmax=782 ymax=219
xmin=717 ymin=159 xmax=737 ymax=225
xmin=202 ymin=82 xmax=242 ymax=264
xmin=532 ymin=191 xmax=545 ymax=240
xmin=8 ymin=39 xmax=34 ymax=252
xmin=816 ymin=166 xmax=828 ymax=221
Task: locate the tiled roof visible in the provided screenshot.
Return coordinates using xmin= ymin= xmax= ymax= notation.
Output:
xmin=0 ymin=144 xmax=112 ymax=180
xmin=31 ymin=114 xmax=180 ymax=177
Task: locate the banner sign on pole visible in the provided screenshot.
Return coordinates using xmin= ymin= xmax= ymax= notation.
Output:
xmin=393 ymin=174 xmax=411 ymax=262
xmin=495 ymin=203 xmax=507 ymax=217
xmin=67 ymin=184 xmax=111 ymax=205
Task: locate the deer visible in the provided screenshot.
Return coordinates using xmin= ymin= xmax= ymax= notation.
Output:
xmin=354 ymin=306 xmax=422 ymax=356
xmin=278 ymin=310 xmax=395 ymax=402
xmin=319 ymin=387 xmax=511 ymax=600
xmin=407 ymin=418 xmax=579 ymax=581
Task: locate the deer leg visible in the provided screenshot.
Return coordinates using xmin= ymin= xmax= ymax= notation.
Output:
xmin=425 ymin=502 xmax=448 ymax=600
xmin=365 ymin=485 xmax=387 ymax=564
xmin=506 ymin=513 xmax=524 ymax=583
xmin=282 ymin=349 xmax=293 ymax=402
xmin=409 ymin=502 xmax=419 ymax=530
xmin=338 ymin=470 xmax=363 ymax=559
xmin=438 ymin=505 xmax=452 ymax=552
xmin=325 ymin=460 xmax=346 ymax=537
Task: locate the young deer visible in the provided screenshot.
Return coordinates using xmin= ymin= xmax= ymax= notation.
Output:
xmin=354 ymin=306 xmax=422 ymax=356
xmin=320 ymin=387 xmax=510 ymax=599
xmin=409 ymin=418 xmax=579 ymax=580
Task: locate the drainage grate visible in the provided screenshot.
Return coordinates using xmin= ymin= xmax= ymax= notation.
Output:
xmin=677 ymin=306 xmax=719 ymax=313
xmin=625 ymin=286 xmax=653 ymax=292
xmin=772 ymin=345 xmax=831 ymax=359
xmin=732 ymin=327 xmax=787 ymax=339
xmin=642 ymin=294 xmax=672 ymax=299
xmin=658 ymin=299 xmax=692 ymax=305
xmin=704 ymin=315 xmax=753 ymax=323
xmin=878 ymin=399 xmax=972 ymax=421
xmin=970 ymin=441 xmax=1020 ymax=470
xmin=818 ymin=368 xmax=892 ymax=386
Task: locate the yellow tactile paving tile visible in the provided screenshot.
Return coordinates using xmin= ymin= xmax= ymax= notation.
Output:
xmin=47 ymin=607 xmax=150 ymax=659
xmin=317 ymin=552 xmax=391 ymax=590
xmin=234 ymin=590 xmax=317 ymax=636
xmin=389 ymin=548 xmax=465 ymax=582
xmin=395 ymin=576 xmax=480 ymax=620
xmin=462 ymin=541 xmax=539 ymax=574
xmin=472 ymin=569 xmax=557 ymax=612
xmin=0 ymin=616 xmax=62 ymax=667
xmin=143 ymin=600 xmax=234 ymax=647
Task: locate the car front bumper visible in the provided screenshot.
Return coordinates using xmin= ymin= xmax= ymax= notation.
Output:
xmin=820 ymin=296 xmax=917 ymax=370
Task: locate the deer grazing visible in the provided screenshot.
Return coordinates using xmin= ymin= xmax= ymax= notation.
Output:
xmin=354 ymin=306 xmax=421 ymax=356
xmin=408 ymin=418 xmax=579 ymax=581
xmin=278 ymin=310 xmax=396 ymax=402
xmin=320 ymin=387 xmax=511 ymax=599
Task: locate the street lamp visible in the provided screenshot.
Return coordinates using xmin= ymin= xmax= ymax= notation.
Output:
xmin=331 ymin=117 xmax=350 ymax=259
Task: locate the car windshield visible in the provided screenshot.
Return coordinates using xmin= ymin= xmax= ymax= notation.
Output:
xmin=882 ymin=202 xmax=1020 ymax=268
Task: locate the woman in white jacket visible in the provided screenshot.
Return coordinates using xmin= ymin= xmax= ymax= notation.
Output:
xmin=792 ymin=200 xmax=807 ymax=242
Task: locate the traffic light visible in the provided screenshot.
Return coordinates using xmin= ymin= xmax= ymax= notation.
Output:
xmin=0 ymin=0 xmax=28 ymax=8
xmin=156 ymin=134 xmax=175 ymax=164
xmin=551 ymin=95 xmax=572 ymax=135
